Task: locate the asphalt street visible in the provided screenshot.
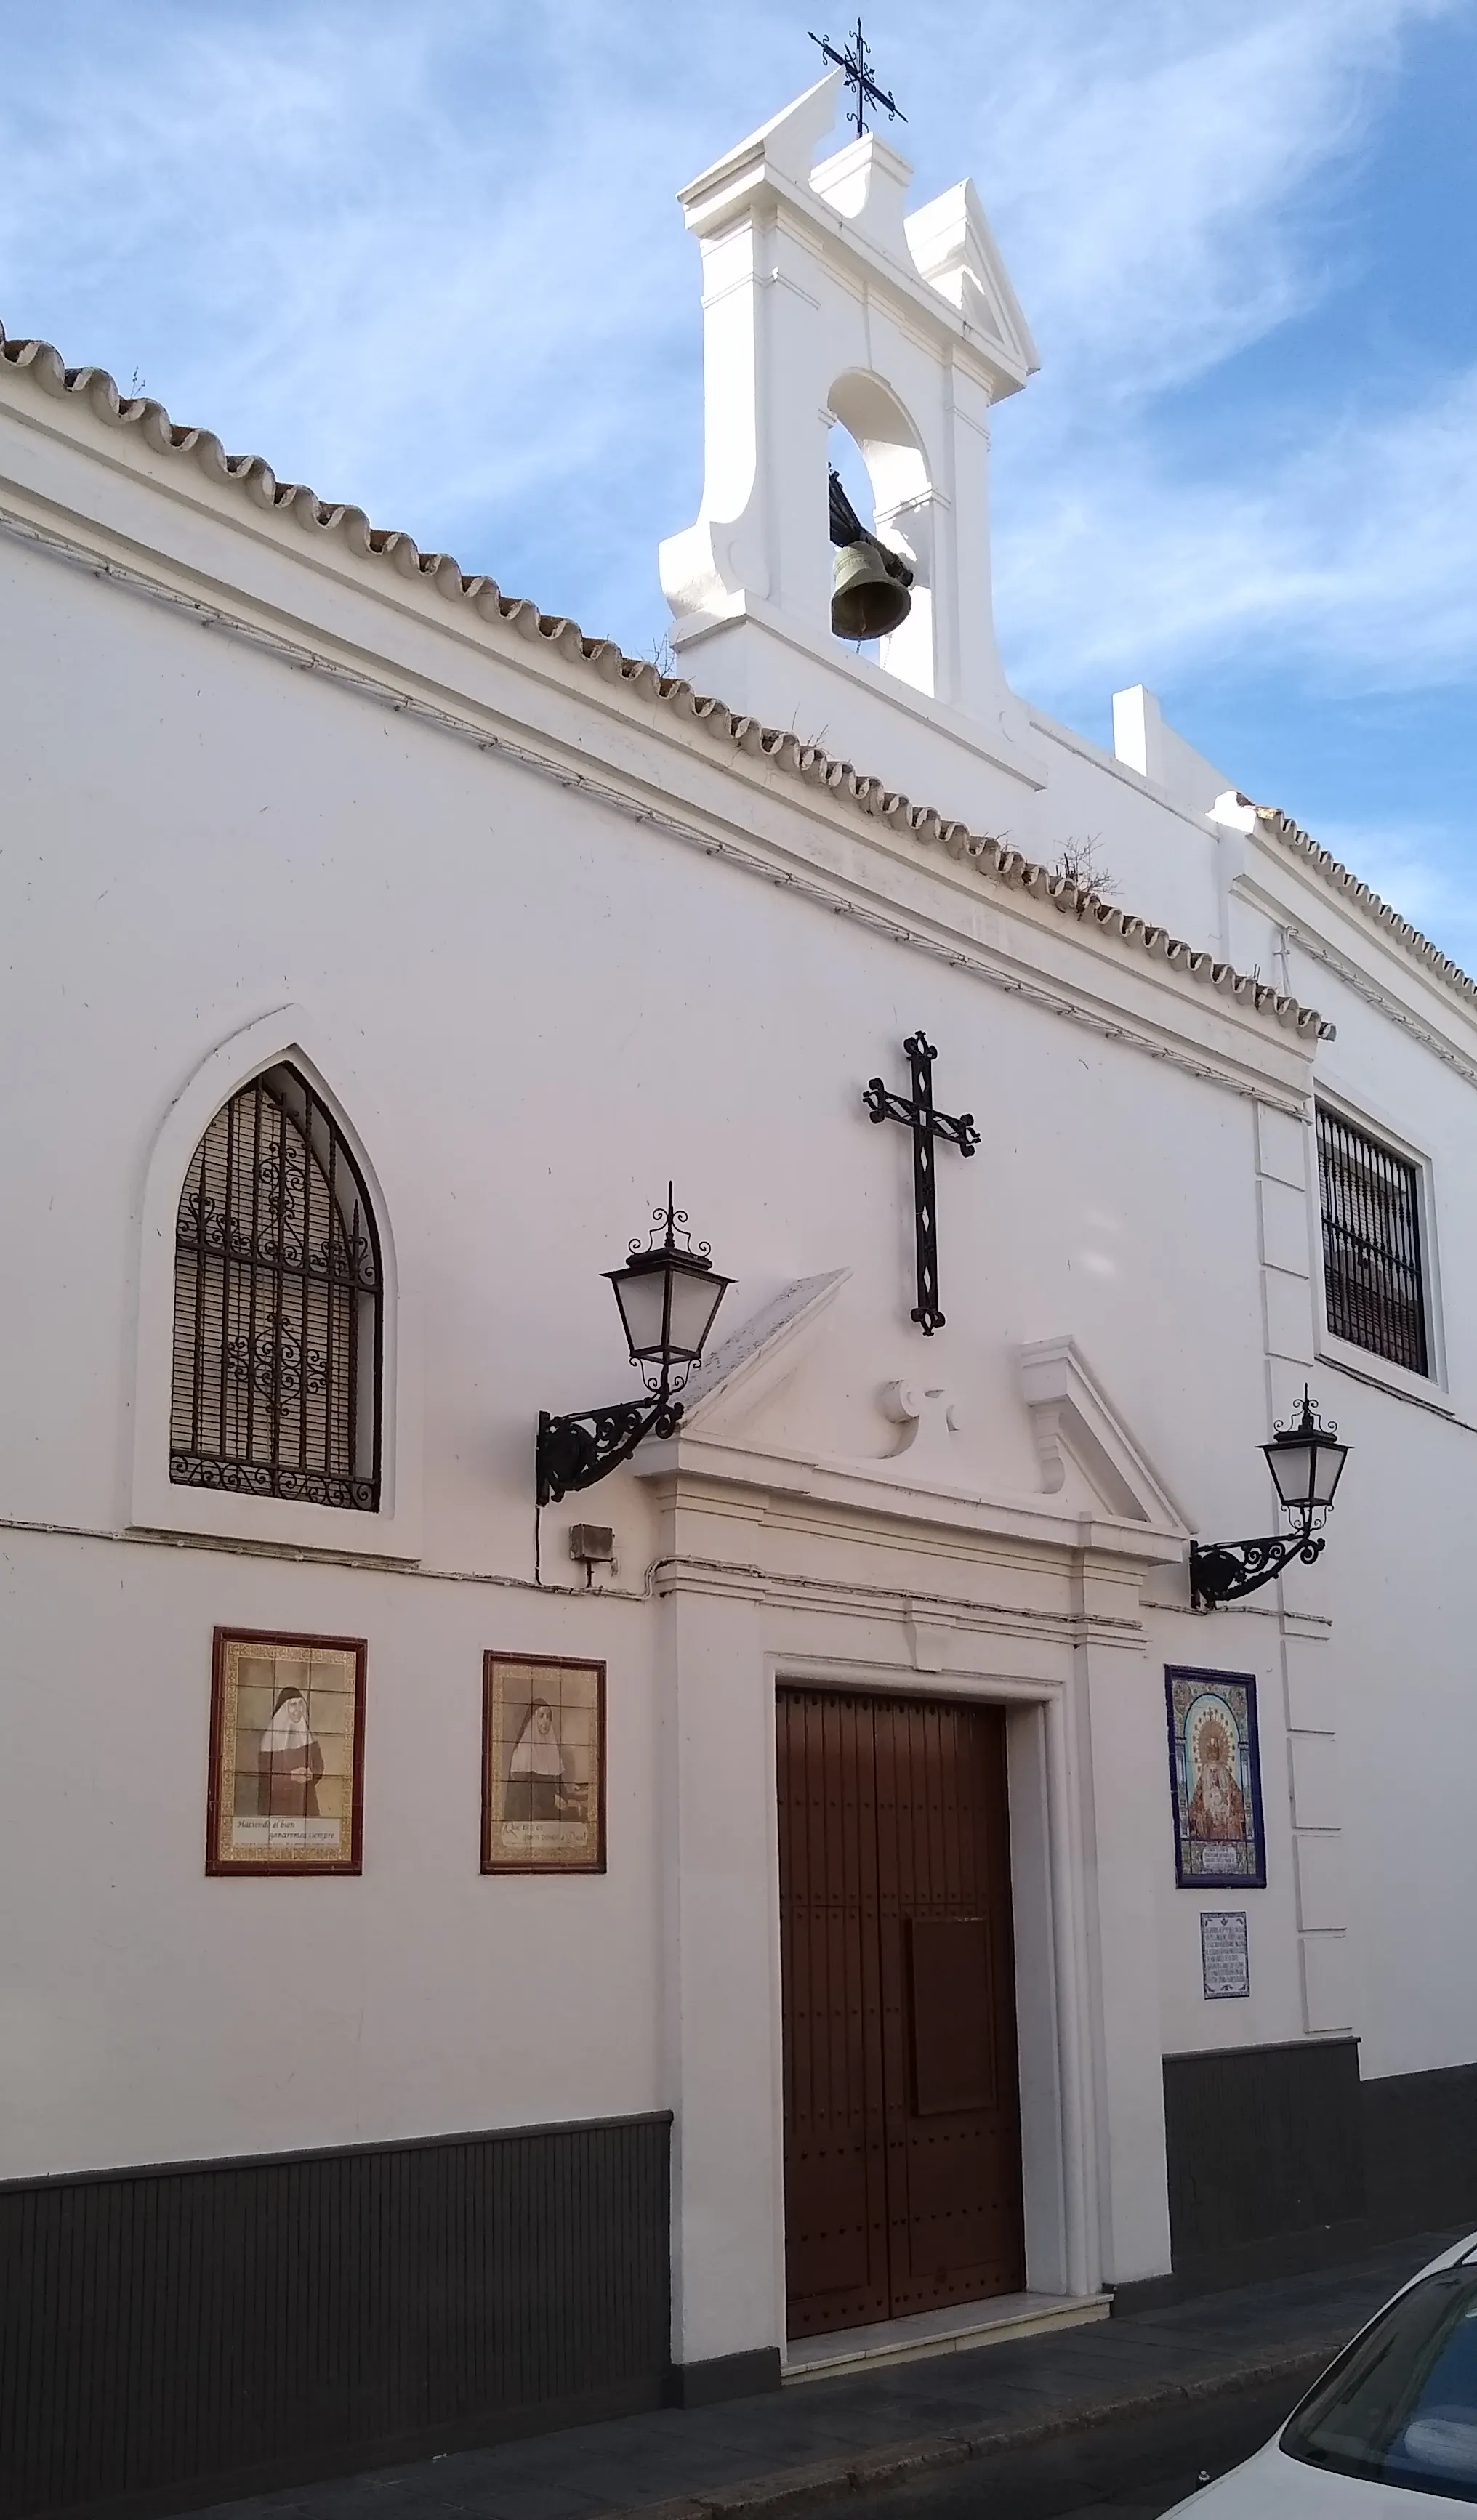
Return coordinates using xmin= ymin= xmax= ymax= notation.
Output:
xmin=839 ymin=2375 xmax=1302 ymax=2520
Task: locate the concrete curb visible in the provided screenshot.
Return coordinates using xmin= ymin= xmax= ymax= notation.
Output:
xmin=610 ymin=2338 xmax=1340 ymax=2520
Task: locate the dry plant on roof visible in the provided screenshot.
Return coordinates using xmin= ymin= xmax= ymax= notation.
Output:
xmin=1053 ymin=836 xmax=1118 ymax=899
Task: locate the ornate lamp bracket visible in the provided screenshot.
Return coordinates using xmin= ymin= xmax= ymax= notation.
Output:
xmin=1188 ymin=1529 xmax=1324 ymax=1612
xmin=535 ymin=1190 xmax=731 ymax=1507
xmin=1188 ymin=1386 xmax=1349 ymax=1610
xmin=536 ymin=1392 xmax=683 ymax=1508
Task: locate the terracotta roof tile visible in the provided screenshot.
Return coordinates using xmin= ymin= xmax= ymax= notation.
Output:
xmin=1248 ymin=799 xmax=1477 ymax=1018
xmin=0 ymin=323 xmax=1335 ymax=1046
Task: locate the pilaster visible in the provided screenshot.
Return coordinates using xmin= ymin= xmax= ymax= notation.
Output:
xmin=1254 ymin=1100 xmax=1354 ymax=2037
xmin=1068 ymin=1559 xmax=1172 ymax=2286
xmin=659 ymin=1578 xmax=782 ymax=2367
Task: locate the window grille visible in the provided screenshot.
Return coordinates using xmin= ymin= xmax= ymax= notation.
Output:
xmin=171 ymin=1066 xmax=382 ymax=1509
xmin=1316 ymin=1104 xmax=1428 ymax=1377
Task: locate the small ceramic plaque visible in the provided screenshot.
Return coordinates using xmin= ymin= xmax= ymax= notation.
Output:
xmin=1201 ymin=1909 xmax=1251 ymax=2000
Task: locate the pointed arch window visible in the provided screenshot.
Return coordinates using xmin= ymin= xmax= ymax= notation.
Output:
xmin=170 ymin=1065 xmax=382 ymax=1510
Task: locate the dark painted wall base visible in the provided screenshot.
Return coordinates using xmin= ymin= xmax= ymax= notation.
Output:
xmin=1111 ymin=2046 xmax=1477 ymax=2315
xmin=1164 ymin=2036 xmax=1367 ymax=2263
xmin=0 ymin=2114 xmax=672 ymax=2520
xmin=665 ymin=2348 xmax=783 ymax=2409
xmin=1366 ymin=2061 xmax=1477 ymax=2234
xmin=1114 ymin=2215 xmax=1393 ymax=2315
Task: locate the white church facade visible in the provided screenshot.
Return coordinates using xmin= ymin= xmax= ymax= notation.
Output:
xmin=2 ymin=70 xmax=1476 ymax=2520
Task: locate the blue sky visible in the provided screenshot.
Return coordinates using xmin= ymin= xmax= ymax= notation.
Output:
xmin=1 ymin=1 xmax=1473 ymax=957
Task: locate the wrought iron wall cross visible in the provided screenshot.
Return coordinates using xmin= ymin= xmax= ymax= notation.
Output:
xmin=865 ymin=1033 xmax=978 ymax=1334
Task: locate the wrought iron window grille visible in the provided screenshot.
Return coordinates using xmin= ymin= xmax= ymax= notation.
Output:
xmin=169 ymin=1065 xmax=382 ymax=1511
xmin=1317 ymin=1104 xmax=1429 ymax=1378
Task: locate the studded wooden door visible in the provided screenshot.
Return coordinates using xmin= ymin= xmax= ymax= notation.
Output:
xmin=777 ymin=1687 xmax=1025 ymax=2338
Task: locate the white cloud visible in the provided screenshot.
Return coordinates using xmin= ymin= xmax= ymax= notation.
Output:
xmin=0 ymin=4 xmax=700 ymax=527
xmin=994 ymin=364 xmax=1477 ymax=697
xmin=937 ymin=0 xmax=1459 ymax=401
xmin=0 ymin=0 xmax=1470 ymax=699
xmin=1310 ymin=819 xmax=1477 ymax=970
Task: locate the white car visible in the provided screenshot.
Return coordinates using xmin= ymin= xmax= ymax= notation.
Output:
xmin=1167 ymin=2231 xmax=1477 ymax=2513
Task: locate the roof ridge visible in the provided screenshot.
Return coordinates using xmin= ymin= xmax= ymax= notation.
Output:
xmin=0 ymin=320 xmax=1332 ymax=1045
xmin=1248 ymin=799 xmax=1477 ymax=1016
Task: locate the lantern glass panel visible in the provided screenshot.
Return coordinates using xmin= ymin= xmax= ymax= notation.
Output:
xmin=666 ymin=1261 xmax=728 ymax=1361
xmin=609 ymin=1253 xmax=731 ymax=1368
xmin=1266 ymin=1434 xmax=1316 ymax=1511
xmin=1311 ymin=1437 xmax=1349 ymax=1506
xmin=610 ymin=1262 xmax=671 ymax=1362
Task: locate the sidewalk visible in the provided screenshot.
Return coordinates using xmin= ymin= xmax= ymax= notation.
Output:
xmin=193 ymin=2231 xmax=1462 ymax=2520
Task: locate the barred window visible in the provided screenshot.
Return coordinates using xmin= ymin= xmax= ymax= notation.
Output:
xmin=171 ymin=1066 xmax=382 ymax=1509
xmin=1316 ymin=1104 xmax=1428 ymax=1378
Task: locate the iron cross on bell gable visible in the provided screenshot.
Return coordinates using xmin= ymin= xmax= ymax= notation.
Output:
xmin=864 ymin=1033 xmax=978 ymax=1334
xmin=808 ymin=20 xmax=906 ymax=141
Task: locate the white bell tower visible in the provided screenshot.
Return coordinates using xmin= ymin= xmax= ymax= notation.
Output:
xmin=659 ymin=73 xmax=1047 ymax=808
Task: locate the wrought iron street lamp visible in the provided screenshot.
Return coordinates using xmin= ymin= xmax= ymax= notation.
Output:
xmin=1189 ymin=1388 xmax=1350 ymax=1610
xmin=536 ymin=1191 xmax=733 ymax=1506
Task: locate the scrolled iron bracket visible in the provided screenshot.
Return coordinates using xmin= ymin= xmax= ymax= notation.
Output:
xmin=536 ymin=1394 xmax=683 ymax=1507
xmin=1189 ymin=1529 xmax=1324 ymax=1611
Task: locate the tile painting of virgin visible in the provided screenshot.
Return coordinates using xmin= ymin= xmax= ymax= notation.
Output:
xmin=1164 ymin=1666 xmax=1266 ymax=1889
xmin=483 ymin=1655 xmax=605 ymax=1873
xmin=1187 ymin=1708 xmax=1245 ymax=1845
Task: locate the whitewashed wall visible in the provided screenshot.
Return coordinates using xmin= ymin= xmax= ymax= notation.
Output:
xmin=1 ymin=306 xmax=1475 ymax=2347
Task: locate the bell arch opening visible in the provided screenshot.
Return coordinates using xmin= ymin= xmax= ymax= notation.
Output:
xmin=827 ymin=420 xmax=877 ymax=542
xmin=826 ymin=372 xmax=935 ymax=695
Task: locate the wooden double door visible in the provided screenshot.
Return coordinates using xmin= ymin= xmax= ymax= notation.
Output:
xmin=778 ymin=1687 xmax=1026 ymax=2337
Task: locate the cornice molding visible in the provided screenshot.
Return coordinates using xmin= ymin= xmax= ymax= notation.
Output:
xmin=1018 ymin=1336 xmax=1194 ymax=1532
xmin=650 ymin=1548 xmax=1145 ymax=1647
xmin=1215 ymin=788 xmax=1477 ymax=1054
xmin=1233 ymin=864 xmax=1477 ymax=1094
xmin=678 ymin=1271 xmax=850 ymax=1431
xmin=0 ymin=497 xmax=1319 ymax=1115
xmin=636 ymin=1429 xmax=1187 ymax=1567
xmin=1254 ymin=800 xmax=1477 ymax=1019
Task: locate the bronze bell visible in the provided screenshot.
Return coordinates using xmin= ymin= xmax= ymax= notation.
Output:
xmin=831 ymin=531 xmax=913 ymax=642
